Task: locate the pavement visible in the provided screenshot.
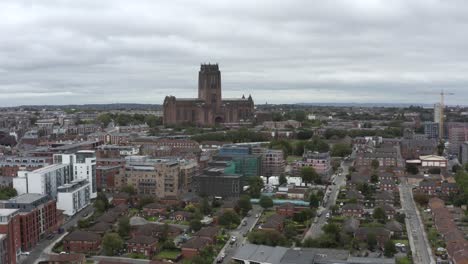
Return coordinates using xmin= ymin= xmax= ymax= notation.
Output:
xmin=215 ymin=205 xmax=263 ymax=264
xmin=302 ymin=160 xmax=349 ymax=241
xmin=399 ymin=179 xmax=435 ymax=264
xmin=19 ymin=204 xmax=95 ymax=264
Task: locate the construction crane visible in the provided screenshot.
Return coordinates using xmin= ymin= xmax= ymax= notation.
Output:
xmin=437 ymin=90 xmax=454 ymax=140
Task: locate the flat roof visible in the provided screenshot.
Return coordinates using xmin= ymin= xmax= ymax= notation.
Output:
xmin=233 ymin=244 xmax=289 ymax=264
xmin=31 ymin=163 xmax=68 ymax=174
xmin=7 ymin=193 xmax=47 ymax=204
xmin=0 ymin=208 xmax=19 ymax=217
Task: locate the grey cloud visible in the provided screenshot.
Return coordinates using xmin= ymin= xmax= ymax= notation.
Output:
xmin=1 ymin=0 xmax=468 ymax=106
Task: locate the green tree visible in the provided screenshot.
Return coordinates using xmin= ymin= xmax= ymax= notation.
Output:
xmin=384 ymin=240 xmax=397 ymax=257
xmin=237 ymin=195 xmax=252 ymax=217
xmin=96 ymin=192 xmax=109 ymax=209
xmin=371 ymin=159 xmax=380 ymax=171
xmin=219 ymin=210 xmax=241 ymax=228
xmin=159 ymin=223 xmax=170 ymax=242
xmin=331 ymin=143 xmax=352 ymax=157
xmin=370 ymin=174 xmax=379 ymax=183
xmin=137 ymin=196 xmax=154 ymax=209
xmin=0 ymin=187 xmax=17 ymax=200
xmin=259 ymin=196 xmax=273 ymax=209
xmin=414 ymin=193 xmax=429 ymax=206
xmin=97 ymin=113 xmax=113 ymax=127
xmin=94 ymin=199 xmax=106 ymax=214
xmin=78 ymin=219 xmax=90 ymax=229
xmin=249 ymin=176 xmax=264 ymax=198
xmin=118 ymin=217 xmax=130 ymax=237
xmin=200 ymin=197 xmax=212 ymax=215
xmin=189 ymin=219 xmax=202 ymax=232
xmin=279 ymin=174 xmax=288 ymax=186
xmin=248 ymin=230 xmax=288 ymax=247
xmin=121 ymin=185 xmax=136 ymax=195
xmin=301 ymin=167 xmax=319 ymax=186
xmin=406 ymin=164 xmax=419 ymax=175
xmin=309 ymin=193 xmax=321 ymax=208
xmin=437 ymin=141 xmax=445 ymax=156
xmin=373 ymin=207 xmax=387 ymax=223
xmin=102 ymin=233 xmax=123 ymax=256
xmin=367 ymin=233 xmax=377 ymax=251
xmin=284 ymin=224 xmax=297 ymax=239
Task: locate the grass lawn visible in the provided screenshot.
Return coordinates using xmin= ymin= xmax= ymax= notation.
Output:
xmin=287 ymin=155 xmax=301 ymax=163
xmin=155 ymin=250 xmax=181 ymax=260
xmin=393 ymin=239 xmax=409 ymax=246
xmin=396 ymin=256 xmax=412 ymax=264
xmin=146 ymin=216 xmax=157 ymax=222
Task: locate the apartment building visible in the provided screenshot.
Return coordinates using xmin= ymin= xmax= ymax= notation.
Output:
xmin=56 ymin=179 xmax=91 ymax=216
xmin=2 ymin=194 xmax=59 ymax=251
xmin=124 ymin=156 xmax=182 ymax=198
xmin=0 ymin=209 xmax=21 ymax=264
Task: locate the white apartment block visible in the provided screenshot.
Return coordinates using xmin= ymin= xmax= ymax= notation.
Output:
xmin=13 ymin=163 xmax=72 ymax=199
xmin=53 ymin=150 xmax=97 ymax=199
xmin=56 ymin=179 xmax=91 ymax=216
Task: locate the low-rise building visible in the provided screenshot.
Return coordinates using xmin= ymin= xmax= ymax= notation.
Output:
xmin=342 ymin=204 xmax=364 ymax=218
xmin=63 ymin=230 xmax=101 ymax=254
xmin=0 ymin=209 xmax=21 ymax=264
xmin=126 ymin=235 xmax=158 ymax=257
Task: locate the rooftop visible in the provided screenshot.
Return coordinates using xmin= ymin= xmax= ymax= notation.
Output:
xmin=7 ymin=193 xmax=48 ymax=204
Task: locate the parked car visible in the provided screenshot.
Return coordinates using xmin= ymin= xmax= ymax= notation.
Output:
xmin=46 ymin=234 xmax=54 ymax=240
xmin=21 ymin=252 xmax=30 ymax=256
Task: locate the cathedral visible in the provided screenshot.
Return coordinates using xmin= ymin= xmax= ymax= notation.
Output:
xmin=163 ymin=64 xmax=254 ymax=126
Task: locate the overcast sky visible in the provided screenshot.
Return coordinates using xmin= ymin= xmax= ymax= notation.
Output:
xmin=1 ymin=0 xmax=468 ymax=106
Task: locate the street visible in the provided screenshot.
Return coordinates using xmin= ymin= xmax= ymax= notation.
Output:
xmin=399 ymin=180 xmax=435 ymax=264
xmin=302 ymin=160 xmax=349 ymax=241
xmin=215 ymin=205 xmax=263 ymax=264
xmin=20 ymin=204 xmax=95 ymax=264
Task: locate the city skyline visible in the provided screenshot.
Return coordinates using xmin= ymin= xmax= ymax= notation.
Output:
xmin=1 ymin=0 xmax=468 ymax=106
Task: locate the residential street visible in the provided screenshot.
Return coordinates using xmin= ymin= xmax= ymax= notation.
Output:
xmin=216 ymin=205 xmax=263 ymax=264
xmin=399 ymin=180 xmax=435 ymax=264
xmin=20 ymin=204 xmax=95 ymax=264
xmin=302 ymin=160 xmax=348 ymax=241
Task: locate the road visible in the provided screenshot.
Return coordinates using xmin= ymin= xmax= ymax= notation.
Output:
xmin=303 ymin=160 xmax=348 ymax=241
xmin=215 ymin=205 xmax=263 ymax=264
xmin=399 ymin=180 xmax=435 ymax=264
xmin=20 ymin=204 xmax=95 ymax=264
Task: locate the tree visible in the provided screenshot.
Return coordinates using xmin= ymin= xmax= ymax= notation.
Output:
xmin=452 ymin=164 xmax=461 ymax=173
xmin=367 ymin=233 xmax=377 ymax=251
xmin=373 ymin=207 xmax=387 ymax=223
xmin=371 ymin=159 xmax=380 ymax=171
xmin=78 ymin=219 xmax=91 ymax=229
xmin=259 ymin=196 xmax=273 ymax=209
xmin=249 ymin=176 xmax=264 ymax=198
xmin=248 ymin=230 xmax=288 ymax=247
xmin=218 ymin=210 xmax=241 ymax=228
xmin=102 ymin=233 xmax=123 ymax=256
xmin=384 ymin=240 xmax=397 ymax=257
xmin=428 ymin=167 xmax=441 ymax=174
xmin=414 ymin=193 xmax=429 ymax=206
xmin=137 ymin=196 xmax=154 ymax=209
xmin=322 ymin=223 xmax=340 ymax=235
xmin=0 ymin=187 xmax=17 ymax=200
xmin=284 ymin=224 xmax=297 ymax=239
xmin=406 ymin=163 xmax=419 ymax=175
xmin=331 ymin=143 xmax=352 ymax=157
xmin=370 ymin=174 xmax=379 ymax=183
xmin=279 ymin=174 xmax=288 ymax=186
xmin=301 ymin=167 xmax=319 ymax=186
xmin=309 ymin=193 xmax=320 ymax=208
xmin=200 ymin=197 xmax=212 ymax=215
xmin=94 ymin=199 xmax=106 ymax=214
xmin=96 ymin=192 xmax=109 ymax=209
xmin=159 ymin=223 xmax=170 ymax=242
xmin=437 ymin=141 xmax=445 ymax=156
xmin=118 ymin=217 xmax=130 ymax=237
xmin=189 ymin=219 xmax=202 ymax=232
xmin=237 ymin=195 xmax=252 ymax=217
xmin=120 ymin=185 xmax=136 ymax=195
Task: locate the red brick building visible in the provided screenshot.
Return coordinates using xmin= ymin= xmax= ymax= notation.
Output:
xmin=342 ymin=204 xmax=365 ymax=218
xmin=63 ymin=231 xmax=101 ymax=254
xmin=96 ymin=165 xmax=122 ymax=191
xmin=0 ymin=209 xmax=21 ymax=264
xmin=142 ymin=203 xmax=167 ymax=217
xmin=276 ymin=203 xmax=309 ymax=217
xmin=181 ymin=237 xmax=212 ymax=259
xmin=126 ymin=235 xmax=158 ymax=257
xmin=3 ymin=194 xmax=59 ymax=251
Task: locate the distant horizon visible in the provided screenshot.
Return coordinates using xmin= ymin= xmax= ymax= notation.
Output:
xmin=1 ymin=101 xmax=459 ymax=109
